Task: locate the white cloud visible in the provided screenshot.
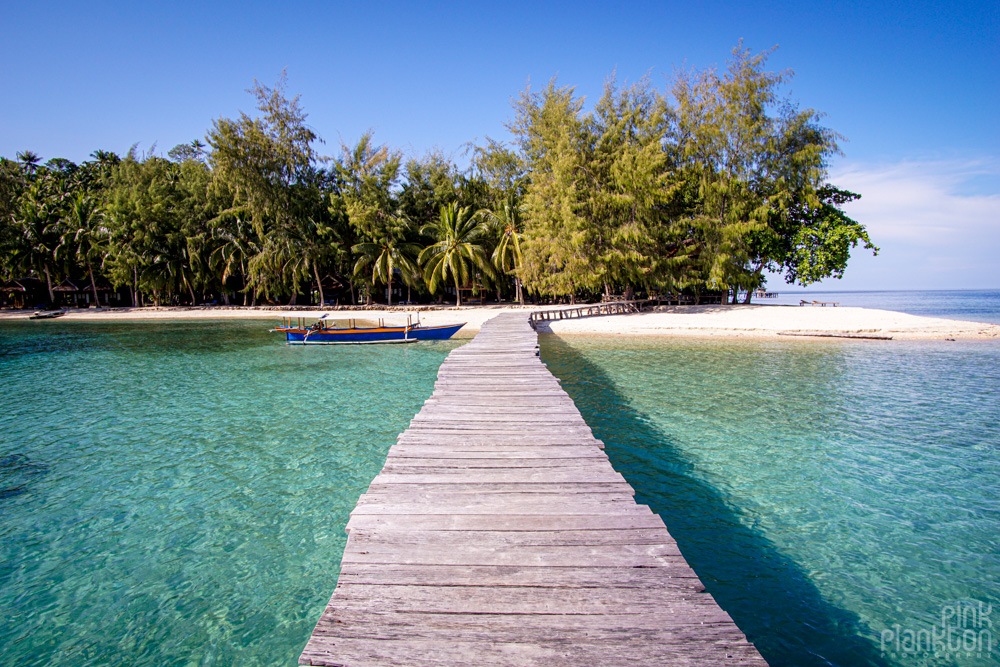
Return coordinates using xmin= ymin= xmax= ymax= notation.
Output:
xmin=769 ymin=159 xmax=1000 ymax=290
xmin=831 ymin=159 xmax=1000 ymax=242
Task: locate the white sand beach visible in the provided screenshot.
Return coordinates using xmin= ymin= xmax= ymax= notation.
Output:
xmin=537 ymin=304 xmax=1000 ymax=340
xmin=3 ymin=303 xmax=998 ymax=340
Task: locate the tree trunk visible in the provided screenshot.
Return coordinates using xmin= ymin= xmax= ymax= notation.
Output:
xmin=186 ymin=279 xmax=197 ymax=305
xmin=454 ymin=276 xmax=461 ymax=307
xmin=87 ymin=258 xmax=100 ymax=307
xmin=387 ymin=280 xmax=392 ymax=307
xmin=731 ymin=287 xmax=739 ymax=305
xmin=43 ymin=265 xmax=54 ymax=304
xmin=133 ymin=266 xmax=139 ymax=307
xmin=516 ymin=278 xmax=525 ymax=306
xmin=314 ymin=264 xmax=325 ymax=307
xmin=743 ymin=290 xmax=753 ymax=304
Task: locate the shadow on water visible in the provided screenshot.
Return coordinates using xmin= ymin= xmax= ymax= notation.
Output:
xmin=540 ymin=335 xmax=889 ymax=667
xmin=0 ymin=454 xmax=49 ymax=500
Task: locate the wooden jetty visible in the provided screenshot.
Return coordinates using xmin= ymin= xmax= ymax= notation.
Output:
xmin=529 ymin=300 xmax=643 ymax=325
xmin=299 ymin=313 xmax=767 ymax=666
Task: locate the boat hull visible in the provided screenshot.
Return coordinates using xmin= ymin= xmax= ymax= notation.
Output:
xmin=280 ymin=323 xmax=465 ymax=345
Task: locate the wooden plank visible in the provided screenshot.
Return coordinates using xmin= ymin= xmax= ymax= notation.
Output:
xmin=327 ymin=583 xmax=727 ymax=615
xmin=345 ymin=513 xmax=666 ymax=533
xmin=335 ymin=563 xmax=704 ymax=587
xmin=364 ymin=482 xmax=634 ymax=495
xmin=386 ymin=445 xmax=607 ymax=458
xmin=339 ymin=543 xmax=684 ymax=567
xmin=311 ymin=610 xmax=750 ymax=638
xmin=350 ymin=500 xmax=651 ymax=515
xmin=381 ymin=459 xmax=614 ymax=470
xmin=301 ymin=636 xmax=766 ymax=667
xmin=395 ymin=434 xmax=605 ymax=446
xmin=367 ymin=470 xmax=626 ymax=484
xmin=347 ymin=527 xmax=679 ymax=547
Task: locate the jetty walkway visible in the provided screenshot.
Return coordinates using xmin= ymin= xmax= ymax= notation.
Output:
xmin=299 ymin=313 xmax=766 ymax=666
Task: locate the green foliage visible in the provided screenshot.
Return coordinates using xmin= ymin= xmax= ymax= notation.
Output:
xmin=671 ymin=45 xmax=850 ymax=298
xmin=511 ymin=80 xmax=593 ymax=297
xmin=419 ymin=203 xmax=498 ymax=306
xmin=480 ymin=193 xmax=526 ymax=304
xmin=335 ymin=132 xmax=403 ymax=240
xmin=208 ymin=72 xmax=320 ymax=238
xmin=777 ymin=186 xmax=878 ymax=285
xmin=351 ymin=234 xmax=421 ymax=306
xmin=399 ymin=152 xmax=460 ymax=230
xmin=470 ymin=137 xmax=527 ymax=202
xmin=0 ymin=50 xmax=876 ymax=308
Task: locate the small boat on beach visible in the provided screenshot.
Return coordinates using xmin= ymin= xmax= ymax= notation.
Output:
xmin=272 ymin=315 xmax=465 ymax=345
xmin=28 ymin=310 xmax=67 ymax=320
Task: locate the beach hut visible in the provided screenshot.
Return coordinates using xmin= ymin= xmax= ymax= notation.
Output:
xmin=52 ymin=278 xmax=128 ymax=308
xmin=0 ymin=278 xmax=47 ymax=309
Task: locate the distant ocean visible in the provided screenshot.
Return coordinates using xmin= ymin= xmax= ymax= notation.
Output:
xmin=762 ymin=289 xmax=1000 ymax=325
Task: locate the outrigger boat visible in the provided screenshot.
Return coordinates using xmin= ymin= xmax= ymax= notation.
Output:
xmin=272 ymin=314 xmax=464 ymax=345
xmin=28 ymin=309 xmax=67 ymax=320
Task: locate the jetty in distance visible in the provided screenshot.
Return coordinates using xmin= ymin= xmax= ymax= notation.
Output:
xmin=299 ymin=313 xmax=767 ymax=666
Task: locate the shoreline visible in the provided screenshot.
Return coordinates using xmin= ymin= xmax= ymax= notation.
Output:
xmin=1 ymin=304 xmax=997 ymax=340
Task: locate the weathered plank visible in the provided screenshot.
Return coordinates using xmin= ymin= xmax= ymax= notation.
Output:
xmin=386 ymin=444 xmax=608 ymax=458
xmin=344 ymin=513 xmax=666 ymax=533
xmin=299 ymin=313 xmax=767 ymax=666
xmin=335 ymin=563 xmax=704 ymax=587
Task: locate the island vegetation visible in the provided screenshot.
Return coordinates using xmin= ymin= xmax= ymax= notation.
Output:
xmin=0 ymin=47 xmax=876 ymax=309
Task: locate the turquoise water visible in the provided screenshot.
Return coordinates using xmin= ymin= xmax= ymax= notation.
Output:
xmin=766 ymin=289 xmax=1000 ymax=324
xmin=3 ymin=320 xmax=999 ymax=666
xmin=0 ymin=319 xmax=462 ymax=666
xmin=541 ymin=335 xmax=1000 ymax=667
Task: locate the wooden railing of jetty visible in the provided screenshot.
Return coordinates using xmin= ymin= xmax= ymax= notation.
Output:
xmin=529 ymin=299 xmax=644 ymax=325
xmin=298 ymin=312 xmax=768 ymax=666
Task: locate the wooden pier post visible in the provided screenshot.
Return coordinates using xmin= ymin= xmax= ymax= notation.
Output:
xmin=299 ymin=313 xmax=767 ymax=666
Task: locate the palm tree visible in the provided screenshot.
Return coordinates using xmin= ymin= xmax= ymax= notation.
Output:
xmin=58 ymin=192 xmax=107 ymax=306
xmin=143 ymin=236 xmax=198 ymax=306
xmin=419 ymin=203 xmax=497 ymax=306
xmin=212 ymin=213 xmax=260 ymax=305
xmin=481 ymin=194 xmax=526 ymax=305
xmin=10 ymin=180 xmax=62 ymax=303
xmin=16 ymin=151 xmax=41 ymax=177
xmin=352 ymin=233 xmax=421 ymax=306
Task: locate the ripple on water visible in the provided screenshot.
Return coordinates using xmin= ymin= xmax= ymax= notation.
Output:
xmin=0 ymin=319 xmax=459 ymax=666
xmin=541 ymin=335 xmax=1000 ymax=667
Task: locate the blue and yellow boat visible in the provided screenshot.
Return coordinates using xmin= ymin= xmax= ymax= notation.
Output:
xmin=273 ymin=315 xmax=464 ymax=345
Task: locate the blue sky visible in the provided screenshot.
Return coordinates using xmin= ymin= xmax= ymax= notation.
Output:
xmin=2 ymin=0 xmax=997 ymax=290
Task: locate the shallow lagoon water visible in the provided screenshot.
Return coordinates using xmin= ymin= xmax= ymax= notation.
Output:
xmin=0 ymin=319 xmax=461 ymax=666
xmin=2 ymin=319 xmax=998 ymax=666
xmin=541 ymin=334 xmax=1000 ymax=666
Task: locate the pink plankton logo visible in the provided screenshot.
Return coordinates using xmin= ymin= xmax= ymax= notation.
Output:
xmin=880 ymin=602 xmax=993 ymax=658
